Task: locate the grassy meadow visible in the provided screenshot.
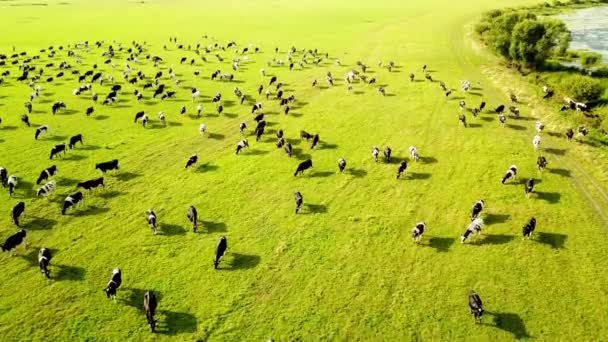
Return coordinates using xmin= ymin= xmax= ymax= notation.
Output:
xmin=0 ymin=0 xmax=607 ymax=340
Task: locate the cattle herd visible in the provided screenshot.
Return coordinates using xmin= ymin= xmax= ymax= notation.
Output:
xmin=0 ymin=34 xmax=595 ymax=332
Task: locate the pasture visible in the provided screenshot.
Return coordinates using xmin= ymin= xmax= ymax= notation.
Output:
xmin=1 ymin=0 xmax=608 ymax=340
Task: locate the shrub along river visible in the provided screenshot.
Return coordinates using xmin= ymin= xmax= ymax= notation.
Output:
xmin=559 ymin=6 xmax=608 ymax=63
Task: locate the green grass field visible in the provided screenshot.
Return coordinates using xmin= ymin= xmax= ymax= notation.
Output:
xmin=1 ymin=0 xmax=608 ymax=340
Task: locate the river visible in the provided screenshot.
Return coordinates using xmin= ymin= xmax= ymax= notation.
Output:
xmin=559 ymin=6 xmax=608 ymax=63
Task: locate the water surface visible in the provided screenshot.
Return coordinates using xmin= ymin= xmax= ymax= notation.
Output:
xmin=560 ymin=6 xmax=608 ymax=63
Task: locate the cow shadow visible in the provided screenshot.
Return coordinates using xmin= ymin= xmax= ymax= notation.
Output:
xmin=55 ymin=264 xmax=86 ymax=281
xmin=386 ymin=157 xmax=406 ymax=165
xmin=318 ymin=143 xmax=338 ymax=150
xmin=469 ymin=123 xmax=482 ymax=128
xmin=115 ymin=172 xmax=141 ymax=182
xmin=73 ymin=206 xmax=110 ymax=217
xmin=57 ymin=178 xmax=79 ymax=186
xmin=311 ymin=171 xmax=333 ymax=178
xmin=160 ymin=223 xmax=186 ymax=236
xmin=407 ymin=172 xmax=431 ymax=180
xmin=79 ymin=145 xmax=101 ymax=151
xmin=348 ymin=168 xmax=367 ymax=178
xmin=419 ymin=156 xmax=437 ymax=164
xmin=485 ymin=213 xmax=510 ymax=225
xmin=223 ymin=253 xmax=261 ymax=271
xmin=196 ymin=163 xmax=219 ymax=173
xmin=61 ymin=109 xmax=78 ymax=115
xmin=94 ymin=115 xmax=109 ymax=121
xmin=303 ymin=203 xmax=327 ymax=214
xmin=17 ymin=248 xmax=39 ymax=266
xmin=207 ymin=133 xmax=225 ymax=140
xmin=548 ymin=168 xmax=571 ymax=177
xmin=157 ymin=310 xmax=197 ymax=335
xmin=475 ymin=234 xmax=514 ymax=245
xmin=507 ymin=124 xmax=527 ymax=131
xmin=46 ymin=135 xmax=68 ymax=142
xmin=245 ymin=149 xmax=269 ymax=156
xmin=0 ymin=125 xmax=18 ymax=131
xmin=536 ymin=232 xmax=567 ymax=249
xmin=122 ymin=287 xmax=148 ymax=308
xmin=547 ymin=132 xmax=562 ymax=138
xmin=480 ymin=117 xmax=493 ymax=122
xmin=98 ymin=191 xmax=125 ymax=199
xmin=24 ymin=217 xmax=57 ymax=230
xmin=168 ymin=122 xmax=183 ymax=127
xmin=427 ymin=237 xmax=455 ymax=252
xmin=545 ymin=148 xmax=566 ymax=156
xmin=535 ymin=191 xmax=560 ymax=204
xmin=483 ymin=311 xmax=530 ymax=340
xmin=64 ymin=154 xmax=88 ymax=162
xmin=201 ymin=220 xmax=227 ymax=233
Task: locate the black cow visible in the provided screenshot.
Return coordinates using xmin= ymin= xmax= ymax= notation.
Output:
xmin=411 ymin=222 xmax=425 ymax=243
xmin=525 ymin=179 xmax=535 ymax=198
xmin=566 ymin=128 xmax=574 ymax=141
xmin=294 ymin=159 xmax=313 ymax=176
xmin=255 ymin=125 xmax=265 ymax=142
xmin=146 ymin=210 xmax=157 ymax=234
xmin=522 ymin=217 xmax=536 ymax=238
xmin=495 ymin=105 xmax=505 ymax=114
xmin=68 ymin=134 xmax=83 ymax=149
xmin=50 ymin=144 xmax=66 ymax=160
xmin=62 ymin=192 xmax=84 ymax=214
xmin=409 ymin=73 xmax=415 ymax=82
xmin=36 ymin=165 xmax=57 ymax=184
xmin=185 ymin=154 xmax=198 ymax=169
xmin=384 ymin=146 xmax=392 ymax=163
xmin=111 ymin=85 xmax=122 ymax=92
xmin=2 ymin=229 xmax=26 ymax=256
xmin=86 ymin=107 xmax=94 ymax=116
xmin=276 ymin=137 xmax=285 ymax=148
xmin=294 ymin=191 xmax=303 ymax=214
xmin=104 ymin=268 xmax=122 ymax=301
xmin=0 ymin=167 xmax=7 ymax=187
xmin=310 ymin=134 xmax=320 ymax=149
xmin=501 ymin=165 xmax=518 ymax=184
xmin=468 ymin=291 xmax=484 ymax=323
xmin=300 ymin=130 xmax=312 ymax=140
xmin=51 ymin=101 xmax=66 ymax=115
xmin=537 ymin=155 xmax=548 ymax=171
xmin=285 ymin=142 xmax=293 ymax=157
xmin=236 ymin=140 xmax=249 ymax=155
xmin=471 ymin=200 xmax=484 ymax=219
xmin=269 ymin=76 xmax=277 ymax=86
xmin=254 ymin=113 xmax=264 ymax=122
xmin=338 ymin=158 xmax=346 ymax=173
xmin=96 ymin=159 xmax=119 ymax=173
xmin=144 ymin=291 xmax=158 ymax=332
xmin=77 ymin=177 xmax=104 ymax=191
xmin=214 ymin=236 xmax=228 ymax=269
xmin=21 ymin=114 xmax=30 ymax=127
xmin=38 ymin=248 xmax=52 ymax=278
xmin=187 ymin=206 xmax=198 ymax=232
xmin=396 ymin=160 xmax=407 ymax=179
xmin=11 ymin=202 xmax=25 ymax=227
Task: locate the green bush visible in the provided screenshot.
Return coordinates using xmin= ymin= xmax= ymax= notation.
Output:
xmin=591 ymin=66 xmax=608 ymax=78
xmin=559 ymin=75 xmax=606 ymax=102
xmin=579 ymin=52 xmax=602 ymax=67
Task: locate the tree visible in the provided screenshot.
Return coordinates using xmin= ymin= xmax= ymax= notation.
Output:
xmin=559 ymin=75 xmax=606 ymax=102
xmin=509 ymin=20 xmax=549 ymax=68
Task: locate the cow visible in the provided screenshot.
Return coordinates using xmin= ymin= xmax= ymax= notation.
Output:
xmin=11 ymin=202 xmax=25 ymax=227
xmin=104 ymin=268 xmax=122 ymax=301
xmin=522 ymin=217 xmax=536 ymax=238
xmin=144 ymin=291 xmax=158 ymax=332
xmin=277 ymin=137 xmax=285 ymax=148
xmin=396 ymin=160 xmax=407 ymax=179
xmin=461 ymin=218 xmax=484 ymax=243
xmin=158 ymin=112 xmax=166 ymax=126
xmin=495 ymin=105 xmax=505 ymax=114
xmin=285 ymin=142 xmax=293 ymax=157
xmin=7 ymin=175 xmax=17 ymax=196
xmin=235 ymin=140 xmax=249 ymax=155
xmin=294 ymin=191 xmax=303 ymax=214
xmin=338 ymin=158 xmax=346 ymax=173
xmin=62 ymin=192 xmax=84 ymax=214
xmin=384 ymin=146 xmax=392 ymax=163
xmin=300 ymin=130 xmax=313 ymax=140
xmin=146 ymin=210 xmax=157 ymax=234
xmin=49 ymin=144 xmax=66 ymax=160
xmin=498 ymin=114 xmax=506 ymax=127
xmin=537 ymin=155 xmax=548 ymax=171
xmin=239 ymin=122 xmax=247 ymax=136
xmin=535 ymin=121 xmax=545 ymax=133
xmin=525 ymin=179 xmax=535 ymax=198
xmin=566 ymin=128 xmax=574 ymax=141
xmin=411 ymin=222 xmax=425 ymax=243
xmin=372 ymin=146 xmax=380 ymax=162
xmin=36 ymin=165 xmax=57 ymax=184
xmin=459 ymin=114 xmax=467 ymax=127
xmin=35 ymin=125 xmax=49 ymax=140
xmin=578 ymin=125 xmax=589 ymax=137
xmin=96 ymin=159 xmax=119 ymax=173
xmin=471 ymin=200 xmax=484 ymax=220
xmin=0 ymin=167 xmax=7 ymax=187
xmin=187 ymin=206 xmax=198 ymax=232
xmin=214 ymin=236 xmax=228 ymax=269
xmin=77 ymin=177 xmax=104 ymax=191
xmin=501 ymin=165 xmax=518 ymax=184
xmin=21 ymin=114 xmax=30 ymax=127
xmin=68 ymin=134 xmax=83 ymax=149
xmin=134 ymin=111 xmax=145 ymax=123
xmin=294 ymin=159 xmax=313 ymax=176
xmin=185 ymin=154 xmax=198 ymax=169
xmin=269 ymin=76 xmax=277 ymax=86
xmin=38 ymin=248 xmax=52 ymax=278
xmin=86 ymin=107 xmax=94 ymax=116
xmin=310 ymin=134 xmax=320 ymax=149
xmin=1 ymin=229 xmax=26 ymax=256
xmin=216 ymin=105 xmax=223 ymax=115
xmin=468 ymin=291 xmax=484 ymax=323
xmin=533 ymin=135 xmax=541 ymax=150
xmin=254 ymin=113 xmax=264 ymax=122
xmin=409 ymin=146 xmax=420 ymax=162
xmin=51 ymin=101 xmax=66 ymax=115
xmin=37 ymin=181 xmax=57 ymax=197
xmin=409 ymin=73 xmax=415 ymax=82
xmin=180 ymin=106 xmax=186 ymax=115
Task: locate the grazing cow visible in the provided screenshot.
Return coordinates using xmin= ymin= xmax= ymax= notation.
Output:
xmin=537 ymin=155 xmax=548 ymax=171
xmin=36 ymin=165 xmax=57 ymax=184
xmin=285 ymin=142 xmax=293 ymax=157
xmin=525 ymin=179 xmax=535 ymax=198
xmin=51 ymin=101 xmax=66 ymax=115
xmin=38 ymin=248 xmax=52 ymax=278
xmin=217 ymin=105 xmax=223 ymax=115
xmin=566 ymin=128 xmax=574 ymax=141
xmin=180 ymin=106 xmax=186 ymax=115
xmin=37 ymin=180 xmax=57 ymax=197
xmin=104 ymin=268 xmax=122 ymax=301
xmin=383 ymin=146 xmax=392 ymax=163
xmin=255 ymin=121 xmax=266 ymax=141
xmin=468 ymin=291 xmax=484 ymax=323
xmin=235 ymin=139 xmax=249 ymax=155
xmin=47 ymin=146 xmax=67 ymax=167
xmin=134 ymin=111 xmax=145 ymax=123
xmin=197 ymin=104 xmax=202 ymax=117
xmin=372 ymin=146 xmax=380 ymax=162
xmin=501 ymin=165 xmax=518 ymax=184
xmin=68 ymin=134 xmax=83 ymax=149
xmin=0 ymin=167 xmax=7 ymax=188
xmin=77 ymin=177 xmax=104 ymax=191
xmin=254 ymin=113 xmax=264 ymax=122
xmin=409 ymin=73 xmax=415 ymax=82
xmin=158 ymin=112 xmax=166 ymax=126
xmin=277 ymin=137 xmax=285 ymax=148
xmin=214 ymin=236 xmax=228 ymax=269
xmin=300 ymin=130 xmax=312 ymax=140
xmin=409 ymin=146 xmax=420 ymax=162
xmin=21 ymin=114 xmax=30 ymax=127
xmin=532 ymin=135 xmax=541 ymax=150
xmin=62 ymin=192 xmax=83 ymax=215
xmin=144 ymin=291 xmax=158 ymax=332
xmin=396 ymin=160 xmax=407 ymax=179
xmin=578 ymin=125 xmax=589 ymax=137
xmin=35 ymin=125 xmax=49 ymax=140
xmin=185 ymin=154 xmax=198 ymax=168
xmin=522 ymin=217 xmax=536 ymax=238
xmin=11 ymin=202 xmax=25 ymax=227
xmin=472 ymin=108 xmax=479 ymax=118
xmin=7 ymin=175 xmax=17 ymax=196
xmin=86 ymin=106 xmax=94 ymax=116
xmin=459 ymin=114 xmax=467 ymax=127
xmin=510 ymin=94 xmax=517 ymax=103
xmin=187 ymin=206 xmax=198 ymax=232
xmin=294 ymin=191 xmax=303 ymax=214
xmin=471 ymin=200 xmax=485 ymax=219
xmin=146 ymin=210 xmax=157 ymax=234
xmin=535 ymin=121 xmax=545 ymax=133
xmin=199 ymin=123 xmax=206 ymax=136
xmin=461 ymin=218 xmax=484 ymax=243
xmin=269 ymin=76 xmax=278 ymax=86
xmin=498 ymin=114 xmax=506 ymax=127
xmin=25 ymin=101 xmax=32 ymax=113
xmin=294 ymin=159 xmax=313 ymax=176
xmin=1 ymin=229 xmax=27 ymax=256
xmin=310 ymin=134 xmax=320 ymax=149
xmin=495 ymin=105 xmax=505 ymax=114
xmin=338 ymin=158 xmax=346 ymax=173
xmin=425 ymin=73 xmax=432 ymax=82
xmin=412 ymin=222 xmax=425 ymax=243
xmin=96 ymin=159 xmax=119 ymax=173
xmin=239 ymin=122 xmax=247 ymax=135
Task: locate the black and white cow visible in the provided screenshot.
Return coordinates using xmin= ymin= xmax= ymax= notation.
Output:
xmin=284 ymin=142 xmax=293 ymax=157
xmin=338 ymin=158 xmax=347 ymax=173
xmin=578 ymin=125 xmax=589 ymax=137
xmin=11 ymin=202 xmax=25 ymax=227
xmin=104 ymin=268 xmax=122 ymax=301
xmin=21 ymin=114 xmax=30 ymax=127
xmin=185 ymin=154 xmax=198 ymax=169
xmin=501 ymin=165 xmax=518 ymax=184
xmin=294 ymin=191 xmax=303 ymax=214
xmin=51 ymin=101 xmax=66 ymax=115
xmin=409 ymin=146 xmax=420 ymax=162
xmin=411 ymin=222 xmax=425 ymax=243
xmin=77 ymin=177 xmax=104 ymax=191
xmin=459 ymin=114 xmax=467 ymax=127
xmin=1 ymin=229 xmax=26 ymax=256
xmin=146 ymin=210 xmax=157 ymax=234
xmin=36 ymin=165 xmax=57 ymax=184
xmin=187 ymin=206 xmax=198 ymax=232
xmin=525 ymin=179 xmax=535 ymax=198
xmin=522 ymin=217 xmax=536 ymax=238
xmin=566 ymin=128 xmax=574 ymax=141
xmin=7 ymin=175 xmax=18 ymax=196
xmin=37 ymin=180 xmax=56 ymax=197
xmin=134 ymin=111 xmax=145 ymax=123
xmin=35 ymin=125 xmax=49 ymax=140
xmin=239 ymin=122 xmax=247 ymax=135
xmin=158 ymin=112 xmax=166 ymax=126
xmin=96 ymin=159 xmax=119 ymax=173
xmin=461 ymin=218 xmax=484 ymax=243
xmin=235 ymin=140 xmax=249 ymax=155
xmin=396 ymin=160 xmax=407 ymax=179
xmin=468 ymin=291 xmax=484 ymax=323
xmin=300 ymin=130 xmax=312 ymax=140
xmin=38 ymin=248 xmax=52 ymax=278
xmin=253 ymin=113 xmax=264 ymax=122
xmin=144 ymin=291 xmax=158 ymax=332
xmin=372 ymin=146 xmax=379 ymax=162
xmin=294 ymin=159 xmax=313 ymax=176
xmin=276 ymin=137 xmax=285 ymax=148
xmin=62 ymin=192 xmax=84 ymax=214
xmin=384 ymin=146 xmax=392 ymax=163
xmin=498 ymin=114 xmax=506 ymax=127
xmin=49 ymin=143 xmax=66 ymax=160
xmin=214 ymin=236 xmax=228 ymax=269
xmin=68 ymin=134 xmax=83 ymax=149
xmin=537 ymin=155 xmax=548 ymax=171
xmin=470 ymin=200 xmax=484 ymax=219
